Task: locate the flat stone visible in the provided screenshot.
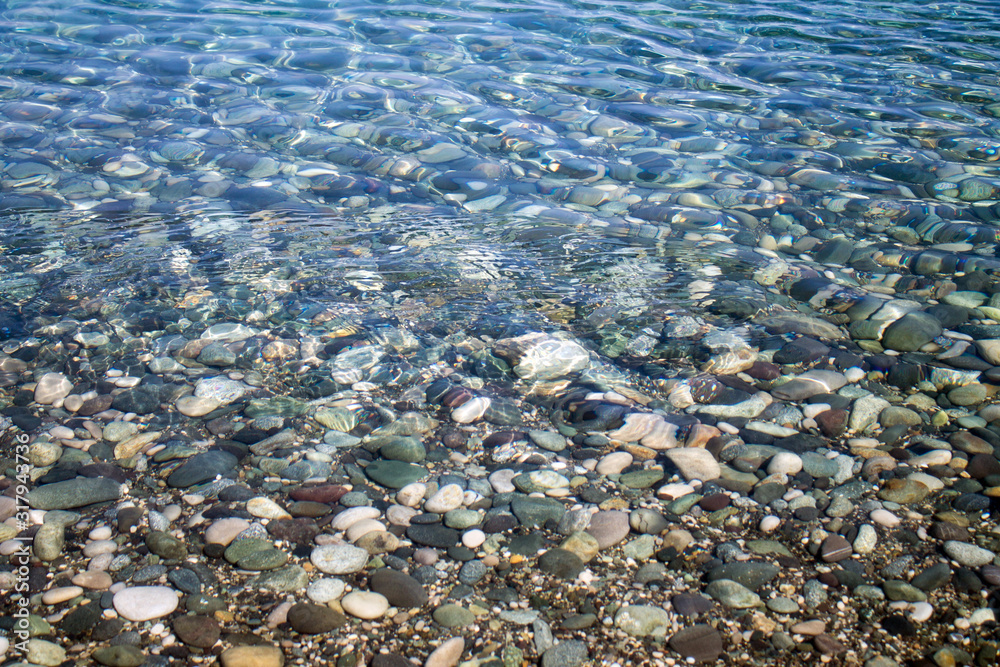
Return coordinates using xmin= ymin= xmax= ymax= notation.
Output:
xmin=614 ymin=605 xmax=669 ymax=637
xmin=286 ymin=602 xmax=347 ymax=634
xmin=173 ymin=615 xmax=221 ymax=648
xmin=113 ymin=586 xmax=179 ymax=622
xmin=34 ymin=372 xmax=72 ymax=404
xmin=943 ymin=540 xmax=995 ymax=567
xmin=538 ymin=548 xmax=585 ymax=579
xmin=28 ymin=477 xmax=121 ymax=510
xmin=585 ymin=510 xmax=630 ymax=549
xmin=219 ymin=646 xmax=285 ymax=667
xmin=167 ymin=450 xmax=237 ymax=488
xmin=365 ymin=460 xmax=428 ymax=489
xmin=432 ymin=604 xmax=475 ymax=628
xmin=669 ymin=624 xmax=724 ymax=663
xmin=820 ymin=534 xmax=853 ymax=562
xmin=310 ymin=544 xmax=369 ymax=574
xmin=92 ymin=645 xmax=144 ymax=667
xmin=706 ymin=579 xmax=761 ymax=608
xmin=370 ymin=569 xmax=428 ymax=607
xmin=665 ymin=448 xmax=720 ymax=481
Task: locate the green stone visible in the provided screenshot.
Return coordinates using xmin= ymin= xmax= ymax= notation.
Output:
xmin=432 ymin=604 xmax=475 ymax=628
xmin=238 ymin=548 xmax=289 ymax=571
xmin=92 ymin=645 xmax=145 ymax=667
xmin=247 ymin=565 xmax=309 ymax=592
xmin=618 ymin=468 xmax=665 ymax=489
xmin=364 ymin=460 xmax=428 ymax=489
xmin=224 ymin=538 xmax=274 ymax=565
xmin=375 ymin=436 xmax=427 ymax=463
xmin=145 ymin=531 xmax=188 ymax=560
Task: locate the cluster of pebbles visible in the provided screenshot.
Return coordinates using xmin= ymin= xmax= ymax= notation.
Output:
xmin=1 ymin=1 xmax=1000 ymax=666
xmin=1 ymin=229 xmax=1000 ymax=667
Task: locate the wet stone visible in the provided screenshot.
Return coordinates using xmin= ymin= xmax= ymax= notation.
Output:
xmin=287 ymin=602 xmax=347 ymax=634
xmin=669 ymin=624 xmax=723 ymax=663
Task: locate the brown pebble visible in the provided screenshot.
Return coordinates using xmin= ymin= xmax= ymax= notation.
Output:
xmin=289 ymin=484 xmax=348 ymax=504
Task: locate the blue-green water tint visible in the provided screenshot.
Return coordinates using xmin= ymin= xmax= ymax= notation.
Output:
xmin=0 ymin=0 xmax=999 ymax=341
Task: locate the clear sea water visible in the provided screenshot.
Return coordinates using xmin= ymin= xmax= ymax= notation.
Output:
xmin=1 ymin=0 xmax=999 ymax=344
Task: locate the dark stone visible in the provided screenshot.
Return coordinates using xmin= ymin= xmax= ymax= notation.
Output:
xmin=286 ymin=603 xmax=347 ymax=634
xmin=173 ymin=615 xmax=221 ymax=648
xmin=669 ymin=624 xmax=723 ymax=663
xmin=406 ymin=524 xmax=460 ymax=548
xmin=289 ymin=484 xmax=349 ymax=504
xmin=538 ymin=548 xmax=584 ymax=579
xmin=671 ymin=593 xmax=713 ymax=617
xmin=706 ymin=562 xmax=780 ymax=591
xmin=111 ymin=386 xmax=161 ymax=415
xmin=911 ymin=562 xmax=951 ymax=592
xmin=267 ymin=518 xmax=320 ymax=544
xmin=60 ymin=601 xmax=102 ymax=636
xmin=930 ymin=521 xmax=970 ymax=542
xmin=370 ymin=569 xmax=428 ymax=608
xmin=167 ymin=451 xmax=238 ymax=488
xmin=966 ymin=454 xmax=1000 ymax=479
xmin=773 ymin=338 xmax=830 ymax=365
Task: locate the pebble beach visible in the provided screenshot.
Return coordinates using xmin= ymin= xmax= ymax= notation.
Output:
xmin=2 ymin=0 xmax=1000 ymax=665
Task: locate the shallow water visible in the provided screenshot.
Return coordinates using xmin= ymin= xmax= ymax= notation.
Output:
xmin=1 ymin=0 xmax=999 ymax=338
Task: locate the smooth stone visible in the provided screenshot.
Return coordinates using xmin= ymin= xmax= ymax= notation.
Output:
xmin=341 ymin=591 xmax=389 ymax=619
xmin=365 ymin=460 xmax=428 ymax=489
xmin=881 ymin=312 xmax=943 ymax=352
xmin=665 ymin=448 xmax=721 ymax=481
xmin=596 ymin=451 xmax=633 ymax=476
xmin=34 ymin=372 xmax=72 ymax=405
xmin=819 ymin=534 xmax=853 ymax=562
xmin=432 ymin=604 xmax=475 ymax=628
xmin=173 ymin=614 xmax=221 ymax=648
xmin=669 ymin=624 xmax=724 ymax=663
xmin=26 ymin=639 xmax=67 ymax=666
xmin=529 ymin=430 xmax=567 ymax=452
xmin=538 ymin=548 xmax=585 ymax=579
xmin=310 ymin=544 xmax=369 ymax=574
xmin=585 ymin=510 xmax=630 ymax=549
xmin=92 ymin=645 xmax=144 ymax=667
xmin=541 ymin=640 xmax=588 ymax=667
xmin=27 ymin=477 xmax=122 ymax=510
xmin=943 ymin=540 xmax=995 ymax=567
xmin=34 ymin=524 xmax=64 ymax=561
xmin=614 ymin=605 xmax=669 ymax=637
xmin=370 ymin=569 xmax=428 ymax=607
xmin=878 ymin=478 xmax=930 ymax=504
xmin=205 ymin=518 xmax=251 ymax=546
xmin=219 ymin=646 xmax=285 ymax=667
xmin=176 ymin=396 xmax=221 ymax=417
xmin=425 ymin=637 xmax=465 ymax=667
xmin=113 ymin=586 xmax=179 ymax=621
xmin=425 ymin=484 xmax=465 ymax=513
xmin=706 ymin=563 xmax=780 ymax=591
xmin=286 ymin=602 xmax=347 ymax=634
xmin=167 ymin=451 xmax=238 ymax=488
xmin=247 ymin=497 xmax=291 ymax=520
xmin=706 ymin=579 xmax=761 ymax=608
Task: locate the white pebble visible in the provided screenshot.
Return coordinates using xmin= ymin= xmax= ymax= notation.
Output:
xmin=869 ymin=508 xmax=900 ymax=528
xmin=760 ymin=516 xmax=781 ymax=532
xmin=909 ymin=602 xmax=934 ymax=623
xmin=462 ymin=529 xmax=486 ymax=549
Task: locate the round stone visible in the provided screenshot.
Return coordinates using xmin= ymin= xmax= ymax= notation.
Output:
xmin=341 ymin=591 xmax=389 ymax=619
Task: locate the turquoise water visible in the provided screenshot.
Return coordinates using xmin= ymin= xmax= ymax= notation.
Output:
xmin=0 ymin=0 xmax=999 ymax=339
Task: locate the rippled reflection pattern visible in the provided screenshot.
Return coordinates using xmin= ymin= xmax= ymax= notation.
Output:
xmin=0 ymin=0 xmax=999 ymax=331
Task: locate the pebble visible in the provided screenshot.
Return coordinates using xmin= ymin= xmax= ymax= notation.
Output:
xmin=113 ymin=586 xmax=179 ymax=621
xmin=341 ymin=591 xmax=390 ymax=619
